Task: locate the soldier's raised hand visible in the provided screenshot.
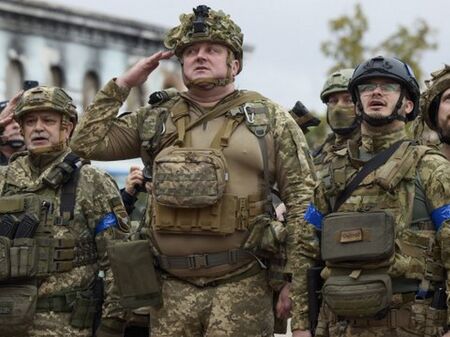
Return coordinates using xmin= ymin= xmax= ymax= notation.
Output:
xmin=0 ymin=91 xmax=22 ymax=132
xmin=116 ymin=51 xmax=174 ymax=89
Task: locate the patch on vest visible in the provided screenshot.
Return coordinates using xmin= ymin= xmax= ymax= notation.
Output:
xmin=340 ymin=228 xmax=363 ymax=243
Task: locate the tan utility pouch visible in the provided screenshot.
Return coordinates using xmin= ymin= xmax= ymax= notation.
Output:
xmin=322 ymin=273 xmax=392 ymax=318
xmin=154 ymin=194 xmax=241 ymax=235
xmin=0 ymin=283 xmax=38 ymax=335
xmin=107 ymin=240 xmax=161 ymax=309
xmin=153 ymin=147 xmax=228 ymax=208
xmin=321 ymin=211 xmax=395 ymax=264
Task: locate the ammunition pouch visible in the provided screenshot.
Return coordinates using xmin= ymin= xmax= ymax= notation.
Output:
xmin=0 ymin=236 xmax=96 ymax=281
xmin=322 ymin=272 xmax=392 ymax=318
xmin=36 ymin=286 xmax=100 ymax=329
xmin=107 ymin=239 xmax=161 ymax=309
xmin=0 ymin=282 xmax=38 ymax=335
xmin=321 ymin=211 xmax=395 ymax=267
xmin=153 ymin=147 xmax=228 ymax=208
xmin=244 ymin=214 xmax=287 ymax=259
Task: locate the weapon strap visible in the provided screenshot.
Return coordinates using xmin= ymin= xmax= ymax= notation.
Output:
xmin=59 ymin=153 xmax=86 ymax=222
xmin=333 ymin=140 xmax=407 ymax=212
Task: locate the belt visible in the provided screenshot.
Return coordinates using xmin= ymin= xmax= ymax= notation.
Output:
xmin=157 ymin=249 xmax=253 ymax=270
xmin=350 ymin=308 xmax=411 ymax=328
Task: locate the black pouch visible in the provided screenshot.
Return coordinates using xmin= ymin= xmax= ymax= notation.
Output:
xmin=108 ymin=240 xmax=161 ymax=309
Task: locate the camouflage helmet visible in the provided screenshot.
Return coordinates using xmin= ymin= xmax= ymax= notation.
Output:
xmin=15 ymin=86 xmax=77 ymax=123
xmin=421 ymin=64 xmax=450 ymax=131
xmin=320 ymin=68 xmax=354 ymax=103
xmin=164 ymin=5 xmax=244 ymax=73
xmin=348 ymin=56 xmax=420 ymax=122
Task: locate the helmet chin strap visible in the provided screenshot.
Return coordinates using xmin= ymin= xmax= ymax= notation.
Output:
xmin=357 ymin=89 xmax=407 ymax=127
xmin=183 ymin=51 xmax=236 ymax=89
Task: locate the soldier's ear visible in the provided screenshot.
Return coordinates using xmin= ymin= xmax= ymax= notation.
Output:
xmin=404 ymin=98 xmax=414 ymax=115
xmin=231 ymin=59 xmax=239 ymax=77
xmin=63 ymin=121 xmax=74 ymax=140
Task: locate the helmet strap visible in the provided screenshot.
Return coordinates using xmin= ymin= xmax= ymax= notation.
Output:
xmin=358 ymin=89 xmax=407 ymax=127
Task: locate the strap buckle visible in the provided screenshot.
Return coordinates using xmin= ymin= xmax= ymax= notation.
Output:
xmin=187 ymin=254 xmax=208 ymax=269
xmin=244 ymin=104 xmax=255 ymax=124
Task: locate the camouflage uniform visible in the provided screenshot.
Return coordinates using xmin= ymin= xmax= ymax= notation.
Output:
xmin=0 ymin=87 xmax=129 ymax=337
xmin=304 ymin=57 xmax=450 ymax=336
xmin=70 ymin=6 xmax=315 ymax=336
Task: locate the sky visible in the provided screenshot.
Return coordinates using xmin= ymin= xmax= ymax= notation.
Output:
xmin=49 ymin=0 xmax=450 ymax=115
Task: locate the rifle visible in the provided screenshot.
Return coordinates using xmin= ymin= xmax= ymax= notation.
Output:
xmin=307 ymin=265 xmax=324 ymax=336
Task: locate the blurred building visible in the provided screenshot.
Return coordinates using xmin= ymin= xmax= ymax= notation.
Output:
xmin=0 ymin=0 xmax=183 ymax=112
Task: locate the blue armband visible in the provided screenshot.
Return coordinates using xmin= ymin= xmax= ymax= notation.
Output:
xmin=95 ymin=212 xmax=118 ymax=235
xmin=304 ymin=202 xmax=323 ymax=231
xmin=431 ymin=203 xmax=450 ymax=231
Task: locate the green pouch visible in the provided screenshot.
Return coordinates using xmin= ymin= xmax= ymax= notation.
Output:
xmin=322 ymin=273 xmax=392 ymax=318
xmin=10 ymin=238 xmax=38 ymax=279
xmin=70 ymin=291 xmax=98 ymax=329
xmin=0 ymin=283 xmax=38 ymax=335
xmin=0 ymin=236 xmax=11 ymax=281
xmin=107 ymin=239 xmax=161 ymax=309
xmin=244 ymin=215 xmax=287 ymax=256
xmin=321 ymin=211 xmax=395 ymax=264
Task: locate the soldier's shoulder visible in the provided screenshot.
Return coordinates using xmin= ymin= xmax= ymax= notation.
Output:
xmin=78 ymin=163 xmax=115 ymax=183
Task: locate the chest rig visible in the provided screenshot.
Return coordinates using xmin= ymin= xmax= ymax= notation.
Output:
xmin=0 ymin=153 xmax=96 ymax=282
xmin=319 ymin=141 xmax=444 ymax=320
xmin=143 ymin=92 xmax=278 ymax=277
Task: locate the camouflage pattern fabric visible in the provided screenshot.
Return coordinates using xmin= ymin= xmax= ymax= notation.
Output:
xmin=0 ymin=148 xmax=129 ymax=335
xmin=306 ymin=127 xmax=450 ymax=334
xmin=149 ymin=271 xmax=273 ymax=337
xmin=70 ymin=78 xmax=316 ymax=331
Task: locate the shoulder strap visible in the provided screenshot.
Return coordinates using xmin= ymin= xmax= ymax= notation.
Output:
xmin=58 ymin=153 xmax=86 ymax=222
xmin=168 ymin=91 xmax=265 ymax=147
xmin=333 ymin=140 xmax=406 ymax=212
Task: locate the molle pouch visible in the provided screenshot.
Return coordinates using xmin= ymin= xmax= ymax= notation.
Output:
xmin=10 ymin=238 xmax=38 ymax=279
xmin=0 ymin=236 xmax=11 ymax=281
xmin=153 ymin=147 xmax=228 ymax=208
xmin=322 ymin=273 xmax=392 ymax=318
xmin=107 ymin=239 xmax=161 ymax=309
xmin=0 ymin=283 xmax=38 ymax=335
xmin=154 ymin=194 xmax=238 ymax=235
xmin=321 ymin=211 xmax=395 ymax=264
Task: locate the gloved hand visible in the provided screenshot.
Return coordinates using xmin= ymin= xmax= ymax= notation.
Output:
xmin=95 ymin=318 xmax=126 ymax=337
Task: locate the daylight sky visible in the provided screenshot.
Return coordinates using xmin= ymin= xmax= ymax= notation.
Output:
xmin=50 ymin=0 xmax=450 ymax=115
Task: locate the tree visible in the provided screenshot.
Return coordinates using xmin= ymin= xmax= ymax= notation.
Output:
xmin=373 ymin=19 xmax=437 ymax=82
xmin=320 ymin=3 xmax=368 ymax=74
xmin=321 ymin=4 xmax=437 ymax=83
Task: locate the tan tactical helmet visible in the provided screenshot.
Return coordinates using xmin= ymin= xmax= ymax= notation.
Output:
xmin=421 ymin=64 xmax=450 ymax=131
xmin=15 ymin=86 xmax=78 ymax=124
xmin=320 ymin=68 xmax=354 ymax=103
xmin=164 ymin=5 xmax=244 ymax=74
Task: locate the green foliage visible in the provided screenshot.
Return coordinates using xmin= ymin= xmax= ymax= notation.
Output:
xmin=321 ymin=4 xmax=368 ymax=74
xmin=321 ymin=4 xmax=437 ymax=83
xmin=373 ymin=19 xmax=437 ymax=82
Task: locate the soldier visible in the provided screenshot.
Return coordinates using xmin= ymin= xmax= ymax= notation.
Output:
xmin=70 ymin=5 xmax=315 ymax=337
xmin=314 ymin=68 xmax=359 ymax=178
xmin=0 ymin=92 xmax=26 ymax=165
xmin=421 ymin=64 xmax=450 ymax=161
xmin=304 ymin=56 xmax=450 ymax=337
xmin=0 ymin=86 xmax=129 ymax=337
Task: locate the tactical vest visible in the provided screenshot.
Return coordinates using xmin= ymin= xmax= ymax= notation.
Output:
xmin=0 ymin=152 xmax=99 ymax=332
xmin=319 ymin=141 xmax=445 ymax=319
xmin=141 ymin=92 xmax=276 ymax=278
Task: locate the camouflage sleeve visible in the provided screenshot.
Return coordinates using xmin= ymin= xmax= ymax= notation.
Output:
xmin=269 ymin=103 xmax=318 ymax=330
xmin=418 ymin=153 xmax=450 ymax=324
xmin=77 ymin=165 xmax=130 ymax=322
xmin=70 ymin=79 xmax=142 ymax=160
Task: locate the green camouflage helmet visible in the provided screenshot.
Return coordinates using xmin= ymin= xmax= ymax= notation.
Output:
xmin=164 ymin=5 xmax=244 ymax=73
xmin=320 ymin=68 xmax=354 ymax=103
xmin=15 ymin=86 xmax=77 ymax=123
xmin=421 ymin=64 xmax=450 ymax=131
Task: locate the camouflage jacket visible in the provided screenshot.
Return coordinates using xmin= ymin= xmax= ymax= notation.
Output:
xmin=70 ymin=79 xmax=316 ymax=330
xmin=305 ymin=127 xmax=450 ymax=324
xmin=0 ymin=148 xmax=129 ymax=323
